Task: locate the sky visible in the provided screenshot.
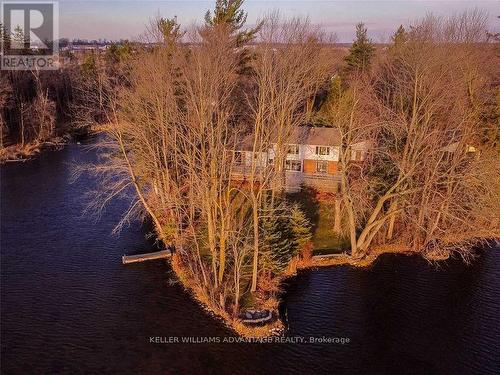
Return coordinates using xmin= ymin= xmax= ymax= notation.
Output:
xmin=58 ymin=1 xmax=500 ymax=42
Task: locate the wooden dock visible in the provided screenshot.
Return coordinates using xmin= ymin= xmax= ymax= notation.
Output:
xmin=122 ymin=250 xmax=171 ymax=264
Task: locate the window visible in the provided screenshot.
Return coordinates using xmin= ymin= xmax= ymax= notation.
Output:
xmin=316 ymin=161 xmax=328 ymax=173
xmin=287 ymin=144 xmax=299 ymax=155
xmin=352 ymin=150 xmax=363 ymax=161
xmin=315 ymin=146 xmax=330 ymax=156
xmin=234 ymin=151 xmax=243 ymax=165
xmin=285 ymin=160 xmax=302 ymax=172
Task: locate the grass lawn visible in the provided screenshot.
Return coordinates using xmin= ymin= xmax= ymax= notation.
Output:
xmin=288 ymin=188 xmax=350 ymax=256
xmin=311 ymin=201 xmax=349 ymax=255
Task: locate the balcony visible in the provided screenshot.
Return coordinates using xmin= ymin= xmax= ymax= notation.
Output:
xmin=286 ymin=172 xmax=340 ymax=192
xmin=230 ymin=165 xmax=340 ymax=192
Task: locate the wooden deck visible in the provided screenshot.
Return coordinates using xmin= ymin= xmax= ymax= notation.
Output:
xmin=231 ymin=166 xmax=340 ymax=193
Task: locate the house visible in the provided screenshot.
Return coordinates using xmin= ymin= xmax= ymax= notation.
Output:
xmin=232 ymin=126 xmax=370 ymax=192
xmin=440 ymin=141 xmax=478 ymax=154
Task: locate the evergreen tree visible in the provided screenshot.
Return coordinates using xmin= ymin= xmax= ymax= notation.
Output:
xmin=12 ymin=25 xmax=29 ymax=52
xmin=289 ymin=203 xmax=312 ymax=252
xmin=0 ymin=23 xmax=10 ymax=53
xmin=260 ymin=206 xmax=293 ymax=274
xmin=389 ymin=25 xmax=408 ymax=55
xmin=204 ymin=0 xmax=261 ymax=46
xmin=259 ymin=202 xmax=312 ymax=273
xmin=81 ymin=53 xmax=97 ymax=75
xmin=392 ymin=25 xmax=408 ymax=46
xmin=156 ymin=16 xmax=184 ymax=47
xmin=344 ymin=23 xmax=375 ymax=73
xmin=317 ymin=24 xmax=374 ymax=123
xmin=482 ymin=88 xmax=500 ymax=151
xmin=105 ymin=43 xmax=132 ymax=65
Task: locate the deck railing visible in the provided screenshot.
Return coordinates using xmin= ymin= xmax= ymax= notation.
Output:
xmin=230 ymin=165 xmax=340 ymax=192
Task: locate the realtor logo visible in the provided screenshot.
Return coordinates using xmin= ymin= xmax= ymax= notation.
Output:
xmin=1 ymin=1 xmax=59 ymax=70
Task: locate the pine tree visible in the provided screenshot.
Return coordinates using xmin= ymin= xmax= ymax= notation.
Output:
xmin=156 ymin=16 xmax=184 ymax=47
xmin=12 ymin=25 xmax=28 ymax=52
xmin=105 ymin=43 xmax=132 ymax=65
xmin=392 ymin=25 xmax=408 ymax=46
xmin=81 ymin=53 xmax=97 ymax=75
xmin=389 ymin=25 xmax=408 ymax=55
xmin=0 ymin=23 xmax=10 ymax=53
xmin=260 ymin=210 xmax=293 ymax=274
xmin=482 ymin=88 xmax=500 ymax=151
xmin=318 ymin=24 xmax=374 ymax=122
xmin=290 ymin=203 xmax=312 ymax=253
xmin=344 ymin=23 xmax=375 ymax=73
xmin=204 ymin=0 xmax=261 ymax=46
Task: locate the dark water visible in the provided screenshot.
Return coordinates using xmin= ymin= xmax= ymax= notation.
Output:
xmin=1 ymin=140 xmax=499 ymax=375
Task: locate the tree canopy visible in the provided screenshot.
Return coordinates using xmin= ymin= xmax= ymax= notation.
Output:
xmin=389 ymin=25 xmax=408 ymax=55
xmin=344 ymin=23 xmax=375 ymax=73
xmin=156 ymin=16 xmax=184 ymax=46
xmin=204 ymin=0 xmax=261 ymax=45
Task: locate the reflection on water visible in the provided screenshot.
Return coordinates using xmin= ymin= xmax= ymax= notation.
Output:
xmin=1 ymin=140 xmax=499 ymax=374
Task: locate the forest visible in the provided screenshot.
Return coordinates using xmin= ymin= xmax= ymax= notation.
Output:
xmin=0 ymin=27 xmax=127 ymax=160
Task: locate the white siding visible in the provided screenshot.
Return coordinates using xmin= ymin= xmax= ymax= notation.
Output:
xmin=243 ymin=151 xmax=267 ymax=167
xmin=269 ymin=144 xmax=340 ymax=162
xmin=241 ymin=142 xmax=369 ymax=165
xmin=302 ymin=144 xmax=340 ymax=161
xmin=350 ymin=141 xmax=371 ymax=161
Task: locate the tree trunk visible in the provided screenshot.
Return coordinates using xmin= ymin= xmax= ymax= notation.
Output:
xmin=117 ymin=134 xmax=167 ymax=242
xmin=346 ymin=200 xmax=357 ymax=256
xmin=250 ymin=195 xmax=259 ymax=292
xmin=20 ymin=102 xmax=25 ymax=148
xmin=218 ymin=216 xmax=226 ymax=284
xmin=334 ymin=196 xmax=342 ymax=234
xmin=386 ymin=200 xmax=398 ymax=240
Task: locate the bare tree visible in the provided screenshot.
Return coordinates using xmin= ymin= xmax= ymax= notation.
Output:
xmin=323 ymin=10 xmax=499 ymax=259
xmin=246 ymin=14 xmax=331 ymax=290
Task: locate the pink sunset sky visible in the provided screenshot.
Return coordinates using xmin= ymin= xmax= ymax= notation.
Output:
xmin=59 ymin=1 xmax=500 ymax=42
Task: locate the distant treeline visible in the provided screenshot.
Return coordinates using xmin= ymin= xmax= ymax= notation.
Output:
xmin=0 ymin=69 xmax=73 ymax=148
xmin=0 ymin=41 xmax=133 ymax=156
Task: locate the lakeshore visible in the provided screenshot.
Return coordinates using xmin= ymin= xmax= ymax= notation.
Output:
xmin=0 ymin=137 xmax=69 ymax=163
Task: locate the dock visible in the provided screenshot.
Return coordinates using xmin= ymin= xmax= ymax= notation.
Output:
xmin=122 ymin=250 xmax=171 ymax=264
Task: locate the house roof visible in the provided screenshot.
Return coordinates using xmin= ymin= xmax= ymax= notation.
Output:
xmin=238 ymin=126 xmax=341 ymax=151
xmin=291 ymin=126 xmax=341 ymax=146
